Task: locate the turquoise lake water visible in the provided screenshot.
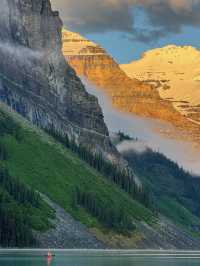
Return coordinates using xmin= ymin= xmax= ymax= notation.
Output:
xmin=0 ymin=250 xmax=200 ymax=266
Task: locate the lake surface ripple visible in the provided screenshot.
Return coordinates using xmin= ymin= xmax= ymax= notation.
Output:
xmin=0 ymin=250 xmax=200 ymax=266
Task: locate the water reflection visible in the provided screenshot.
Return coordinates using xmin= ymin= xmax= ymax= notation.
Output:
xmin=46 ymin=257 xmax=52 ymax=266
xmin=0 ymin=251 xmax=200 ymax=266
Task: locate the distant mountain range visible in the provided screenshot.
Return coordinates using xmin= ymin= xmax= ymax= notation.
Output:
xmin=62 ymin=29 xmax=200 ymax=146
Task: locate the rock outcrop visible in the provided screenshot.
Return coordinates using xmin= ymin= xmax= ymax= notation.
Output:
xmin=35 ymin=195 xmax=105 ymax=249
xmin=0 ymin=0 xmax=118 ymax=159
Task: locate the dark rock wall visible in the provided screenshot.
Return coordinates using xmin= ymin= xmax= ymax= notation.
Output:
xmin=0 ymin=0 xmax=118 ymax=157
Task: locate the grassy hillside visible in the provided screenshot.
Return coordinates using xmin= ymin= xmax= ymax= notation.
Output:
xmin=0 ymin=104 xmax=155 ymax=246
xmin=123 ymin=146 xmax=200 ymax=234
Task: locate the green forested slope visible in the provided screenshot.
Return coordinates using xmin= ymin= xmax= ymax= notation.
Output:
xmin=123 ymin=147 xmax=200 ymax=234
xmin=0 ymin=105 xmax=154 ymax=246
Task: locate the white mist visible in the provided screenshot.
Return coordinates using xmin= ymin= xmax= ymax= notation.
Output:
xmin=83 ymin=79 xmax=200 ymax=176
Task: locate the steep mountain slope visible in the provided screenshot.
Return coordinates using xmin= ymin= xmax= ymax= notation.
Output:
xmin=0 ymin=103 xmax=153 ymax=248
xmin=119 ymin=137 xmax=200 ymax=229
xmin=62 ymin=30 xmax=200 ymax=145
xmin=0 ymin=107 xmax=55 ymax=247
xmin=1 ymin=102 xmax=200 ymax=249
xmin=1 ymin=0 xmax=200 ymax=249
xmin=0 ymin=0 xmax=118 ymax=162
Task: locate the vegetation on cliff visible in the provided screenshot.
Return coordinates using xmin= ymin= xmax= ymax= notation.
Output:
xmin=74 ymin=188 xmax=136 ymax=235
xmin=46 ymin=127 xmax=152 ymax=209
xmin=0 ymin=106 xmax=154 ymax=246
xmin=0 ymin=111 xmax=54 ymax=246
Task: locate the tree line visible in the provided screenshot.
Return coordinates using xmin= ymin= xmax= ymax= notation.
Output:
xmin=46 ymin=127 xmax=152 ymax=209
xmin=124 ymin=147 xmax=200 ymax=218
xmin=73 ymin=187 xmax=135 ymax=234
xmin=0 ymin=111 xmax=42 ymax=246
xmin=0 ymin=164 xmax=41 ymax=246
xmin=0 ymin=190 xmax=36 ymax=247
xmin=0 ymin=142 xmax=8 ymax=161
xmin=0 ymin=167 xmax=40 ymax=208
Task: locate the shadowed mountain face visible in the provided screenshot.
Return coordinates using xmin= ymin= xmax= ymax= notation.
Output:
xmin=0 ymin=0 xmax=119 ymax=159
xmin=62 ymin=29 xmax=200 ymax=146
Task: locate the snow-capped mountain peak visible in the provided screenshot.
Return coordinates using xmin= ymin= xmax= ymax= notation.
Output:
xmin=121 ymin=45 xmax=200 ymax=125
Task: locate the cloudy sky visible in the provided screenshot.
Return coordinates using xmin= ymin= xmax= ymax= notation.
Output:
xmin=51 ymin=0 xmax=200 ymax=63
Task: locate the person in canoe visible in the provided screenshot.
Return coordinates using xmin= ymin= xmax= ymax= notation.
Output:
xmin=46 ymin=251 xmax=55 ymax=262
xmin=47 ymin=251 xmax=52 ymax=258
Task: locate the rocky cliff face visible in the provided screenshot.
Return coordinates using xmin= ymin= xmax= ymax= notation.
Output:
xmin=0 ymin=0 xmax=119 ymax=159
xmin=63 ymin=30 xmax=200 ymax=145
xmin=62 ymin=30 xmax=161 ymax=111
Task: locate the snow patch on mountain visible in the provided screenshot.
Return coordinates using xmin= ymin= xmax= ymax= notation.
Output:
xmin=121 ymin=45 xmax=200 ymax=125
